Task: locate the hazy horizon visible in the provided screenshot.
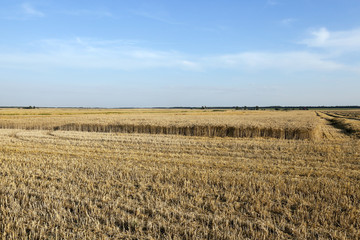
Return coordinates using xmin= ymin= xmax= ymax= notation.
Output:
xmin=1 ymin=0 xmax=360 ymax=107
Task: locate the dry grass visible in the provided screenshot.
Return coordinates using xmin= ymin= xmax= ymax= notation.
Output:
xmin=0 ymin=109 xmax=359 ymax=239
xmin=0 ymin=109 xmax=321 ymax=140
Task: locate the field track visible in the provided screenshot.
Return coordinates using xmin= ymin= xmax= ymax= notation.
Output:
xmin=317 ymin=111 xmax=360 ymax=138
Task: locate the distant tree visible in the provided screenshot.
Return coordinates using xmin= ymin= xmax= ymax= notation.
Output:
xmin=255 ymin=106 xmax=259 ymax=110
xmin=243 ymin=106 xmax=247 ymax=110
xmin=235 ymin=106 xmax=240 ymax=110
xmin=23 ymin=106 xmax=36 ymax=109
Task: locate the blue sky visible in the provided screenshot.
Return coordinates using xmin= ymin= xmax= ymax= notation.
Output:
xmin=1 ymin=0 xmax=360 ymax=107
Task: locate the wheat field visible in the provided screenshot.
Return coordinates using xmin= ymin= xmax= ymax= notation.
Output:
xmin=0 ymin=108 xmax=321 ymax=140
xmin=0 ymin=109 xmax=359 ymax=239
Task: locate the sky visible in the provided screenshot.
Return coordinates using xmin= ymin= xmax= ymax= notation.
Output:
xmin=1 ymin=0 xmax=360 ymax=107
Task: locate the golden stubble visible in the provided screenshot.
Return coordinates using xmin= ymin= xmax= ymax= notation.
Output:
xmin=0 ymin=109 xmax=359 ymax=239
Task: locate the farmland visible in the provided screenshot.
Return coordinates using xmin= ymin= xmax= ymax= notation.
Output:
xmin=0 ymin=109 xmax=359 ymax=239
xmin=0 ymin=108 xmax=321 ymax=140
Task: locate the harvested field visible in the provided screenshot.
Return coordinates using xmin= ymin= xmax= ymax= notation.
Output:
xmin=0 ymin=109 xmax=321 ymax=140
xmin=318 ymin=111 xmax=360 ymax=138
xmin=323 ymin=110 xmax=360 ymax=121
xmin=0 ymin=109 xmax=359 ymax=239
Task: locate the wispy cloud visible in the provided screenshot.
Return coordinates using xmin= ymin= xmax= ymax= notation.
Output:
xmin=130 ymin=9 xmax=181 ymax=25
xmin=63 ymin=9 xmax=113 ymax=18
xmin=21 ymin=3 xmax=44 ymax=17
xmin=280 ymin=18 xmax=297 ymax=26
xmin=201 ymin=25 xmax=230 ymax=33
xmin=207 ymin=51 xmax=347 ymax=71
xmin=301 ymin=27 xmax=360 ymax=51
xmin=267 ymin=0 xmax=279 ymax=6
xmin=0 ymin=38 xmax=198 ymax=71
xmin=0 ymin=2 xmax=45 ymax=20
xmin=1 ymin=31 xmax=359 ymax=73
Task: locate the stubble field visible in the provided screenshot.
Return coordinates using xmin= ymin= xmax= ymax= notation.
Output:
xmin=0 ymin=108 xmax=359 ymax=239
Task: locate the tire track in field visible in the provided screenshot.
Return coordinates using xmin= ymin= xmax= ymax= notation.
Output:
xmin=316 ymin=112 xmax=359 ymax=139
xmin=323 ymin=111 xmax=360 ymax=121
xmin=315 ymin=112 xmax=350 ymax=139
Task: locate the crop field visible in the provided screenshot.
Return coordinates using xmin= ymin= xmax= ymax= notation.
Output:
xmin=0 ymin=109 xmax=359 ymax=239
xmin=0 ymin=108 xmax=321 ymax=140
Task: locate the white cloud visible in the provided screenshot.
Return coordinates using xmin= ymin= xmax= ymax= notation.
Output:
xmin=21 ymin=3 xmax=44 ymax=17
xmin=303 ymin=27 xmax=330 ymax=46
xmin=301 ymin=27 xmax=360 ymax=51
